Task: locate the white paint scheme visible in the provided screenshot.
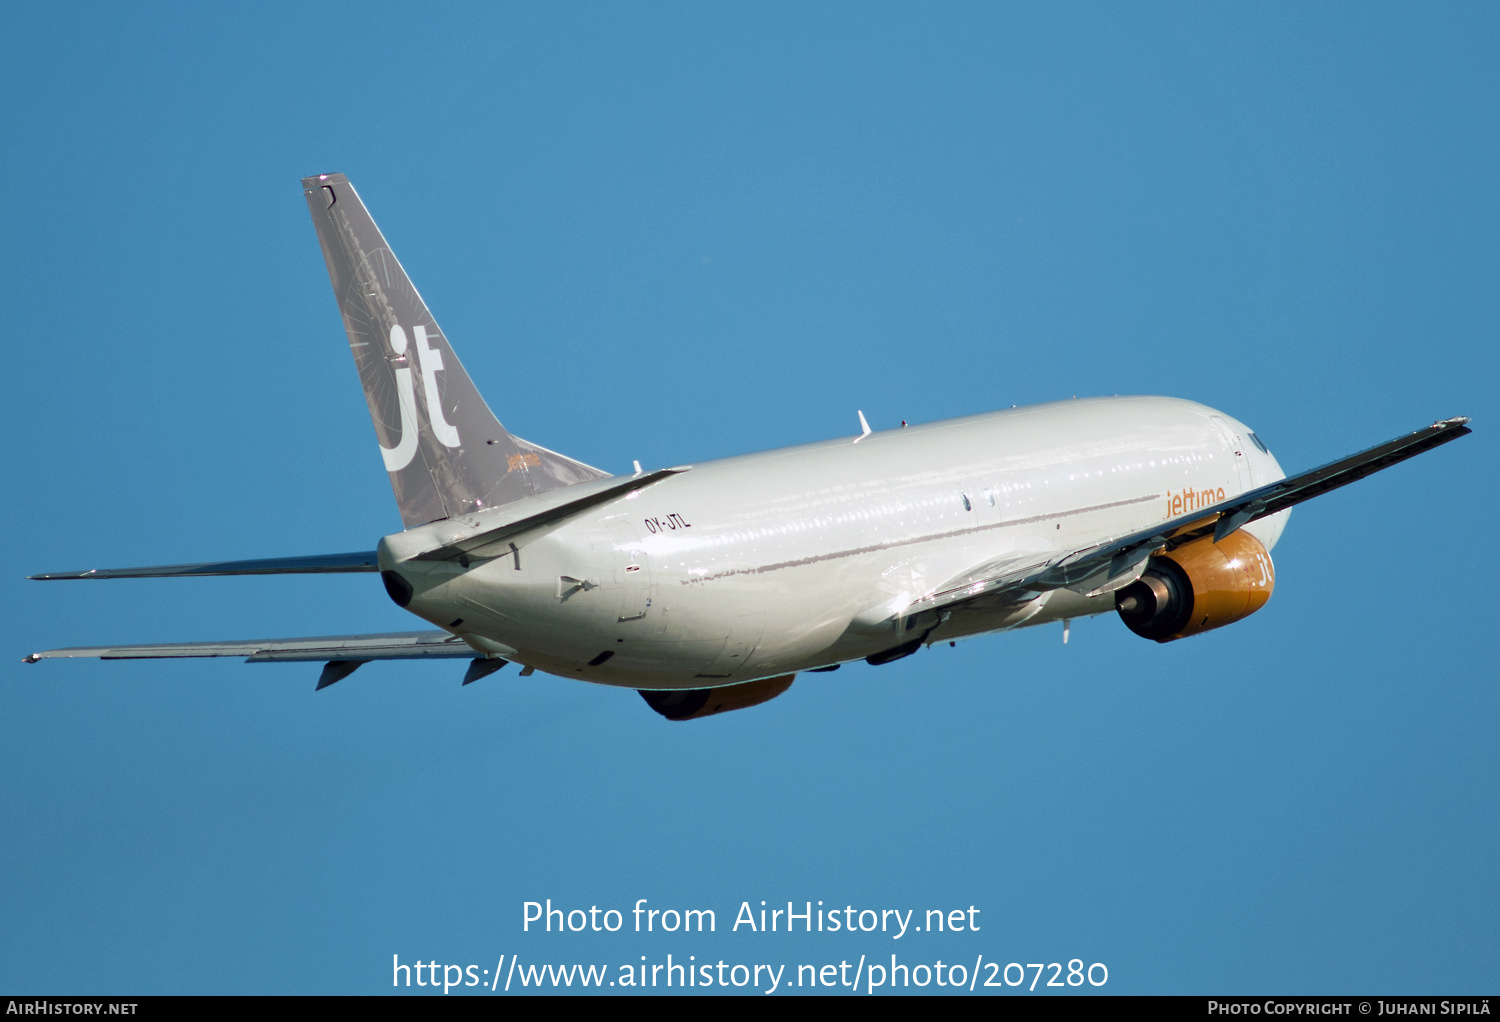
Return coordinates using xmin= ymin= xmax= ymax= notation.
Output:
xmin=380 ymin=395 xmax=1288 ymax=690
xmin=25 ymin=174 xmax=1468 ymax=693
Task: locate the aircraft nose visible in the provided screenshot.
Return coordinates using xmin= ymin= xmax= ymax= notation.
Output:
xmin=1242 ymin=428 xmax=1285 ymax=488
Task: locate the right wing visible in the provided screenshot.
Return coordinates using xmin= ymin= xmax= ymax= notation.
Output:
xmin=913 ymin=415 xmax=1472 ymax=616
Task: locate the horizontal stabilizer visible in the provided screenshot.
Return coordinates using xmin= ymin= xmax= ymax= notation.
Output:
xmin=23 ymin=630 xmax=479 ymax=664
xmin=397 ymin=467 xmax=688 ymax=564
xmin=29 ymin=551 xmax=379 ymax=581
xmin=914 ymin=415 xmax=1472 ymax=615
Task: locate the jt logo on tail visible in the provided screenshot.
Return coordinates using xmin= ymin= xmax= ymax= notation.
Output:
xmin=381 ymin=323 xmax=460 ymax=471
xmin=304 ymin=172 xmax=609 ymax=524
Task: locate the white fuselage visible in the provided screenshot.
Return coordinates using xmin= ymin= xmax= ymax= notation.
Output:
xmin=385 ymin=396 xmax=1288 ymax=689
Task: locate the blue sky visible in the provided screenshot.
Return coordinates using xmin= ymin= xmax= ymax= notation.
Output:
xmin=2 ymin=2 xmax=1495 ymax=994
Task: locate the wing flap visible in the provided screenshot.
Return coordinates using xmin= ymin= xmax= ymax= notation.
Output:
xmin=404 ymin=467 xmax=688 ymax=563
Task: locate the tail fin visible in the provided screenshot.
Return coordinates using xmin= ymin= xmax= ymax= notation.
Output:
xmin=302 ymin=173 xmax=609 ymax=527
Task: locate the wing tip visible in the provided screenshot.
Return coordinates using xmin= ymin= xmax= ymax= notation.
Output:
xmin=1429 ymin=416 xmax=1472 ymax=443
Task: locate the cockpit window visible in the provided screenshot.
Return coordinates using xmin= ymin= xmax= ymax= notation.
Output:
xmin=1248 ymin=432 xmax=1270 ymax=454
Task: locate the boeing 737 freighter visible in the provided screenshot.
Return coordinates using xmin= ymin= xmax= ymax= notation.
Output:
xmin=23 ymin=174 xmax=1472 ymax=720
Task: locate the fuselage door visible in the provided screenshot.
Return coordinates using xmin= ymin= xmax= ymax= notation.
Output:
xmin=616 ymin=520 xmax=651 ymax=621
xmin=597 ymin=519 xmax=651 ymax=622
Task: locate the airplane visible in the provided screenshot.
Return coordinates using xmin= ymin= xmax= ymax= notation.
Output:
xmin=22 ymin=173 xmax=1472 ymax=721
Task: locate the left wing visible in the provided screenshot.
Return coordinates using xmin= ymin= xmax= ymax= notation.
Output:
xmin=22 ymin=630 xmax=503 ymax=689
xmin=912 ymin=415 xmax=1472 ymax=616
xmin=28 ymin=551 xmax=378 ymax=580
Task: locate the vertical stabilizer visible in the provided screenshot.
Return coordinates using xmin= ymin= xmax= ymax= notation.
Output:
xmin=302 ymin=173 xmax=608 ymax=527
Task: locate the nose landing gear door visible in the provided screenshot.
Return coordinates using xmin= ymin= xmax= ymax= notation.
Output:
xmin=596 ymin=519 xmax=651 ymax=622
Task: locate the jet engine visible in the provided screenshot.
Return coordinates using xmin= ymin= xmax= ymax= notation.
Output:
xmin=1114 ymin=529 xmax=1274 ymax=642
xmin=638 ymin=674 xmax=796 ymax=721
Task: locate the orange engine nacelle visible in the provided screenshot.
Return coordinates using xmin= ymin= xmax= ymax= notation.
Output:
xmin=638 ymin=674 xmax=796 ymax=721
xmin=1114 ymin=529 xmax=1275 ymax=642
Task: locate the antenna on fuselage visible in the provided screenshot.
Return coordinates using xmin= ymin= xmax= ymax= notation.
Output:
xmin=855 ymin=410 xmax=872 ymax=443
